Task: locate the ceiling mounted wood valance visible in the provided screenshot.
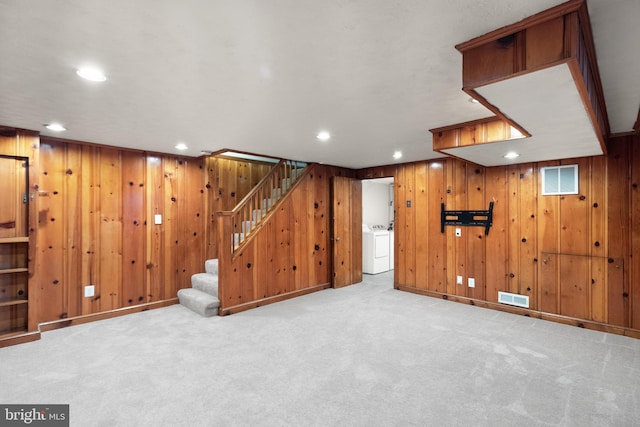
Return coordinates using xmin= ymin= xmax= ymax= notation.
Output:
xmin=431 ymin=0 xmax=609 ymax=166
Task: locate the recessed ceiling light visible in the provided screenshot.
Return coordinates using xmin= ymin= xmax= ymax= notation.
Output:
xmin=76 ymin=67 xmax=107 ymax=82
xmin=44 ymin=123 xmax=67 ymax=131
xmin=468 ymin=97 xmax=480 ymax=104
xmin=316 ymin=131 xmax=331 ymax=142
xmin=175 ymin=143 xmax=188 ymax=151
xmin=504 ymin=152 xmax=520 ymax=159
xmin=393 ymin=151 xmax=403 ymax=160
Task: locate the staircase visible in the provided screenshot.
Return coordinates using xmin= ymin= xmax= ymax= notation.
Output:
xmin=178 ymin=157 xmax=308 ymax=317
xmin=228 ymin=159 xmax=307 ymax=254
xmin=177 ymin=259 xmax=220 ymax=317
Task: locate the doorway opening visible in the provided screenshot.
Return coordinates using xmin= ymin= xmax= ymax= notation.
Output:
xmin=361 ymin=178 xmax=394 ymax=285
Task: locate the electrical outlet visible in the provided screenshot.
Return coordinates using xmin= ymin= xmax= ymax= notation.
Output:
xmin=154 ymin=214 xmax=162 ymax=225
xmin=455 ymin=228 xmax=461 ymax=237
xmin=84 ymin=285 xmax=95 ymax=298
xmin=468 ymin=278 xmax=475 ymax=288
xmin=456 ymin=275 xmax=463 ymax=285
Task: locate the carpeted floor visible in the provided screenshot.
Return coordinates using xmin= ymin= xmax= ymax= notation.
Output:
xmin=1 ymin=271 xmax=639 ymax=426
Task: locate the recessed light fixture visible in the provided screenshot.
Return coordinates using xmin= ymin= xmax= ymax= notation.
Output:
xmin=316 ymin=131 xmax=331 ymax=142
xmin=175 ymin=143 xmax=188 ymax=151
xmin=504 ymin=151 xmax=520 ymax=159
xmin=44 ymin=123 xmax=67 ymax=132
xmin=468 ymin=97 xmax=480 ymax=104
xmin=393 ymin=151 xmax=403 ymax=160
xmin=76 ymin=67 xmax=107 ymax=82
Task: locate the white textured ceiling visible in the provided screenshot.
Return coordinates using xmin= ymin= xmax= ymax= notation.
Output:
xmin=0 ymin=0 xmax=638 ymax=169
xmin=444 ymin=64 xmax=604 ymax=166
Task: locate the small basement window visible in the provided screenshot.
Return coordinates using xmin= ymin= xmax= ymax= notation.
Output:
xmin=541 ymin=165 xmax=578 ymax=195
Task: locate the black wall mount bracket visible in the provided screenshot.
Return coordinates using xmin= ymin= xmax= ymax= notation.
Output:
xmin=441 ymin=202 xmax=494 ymax=235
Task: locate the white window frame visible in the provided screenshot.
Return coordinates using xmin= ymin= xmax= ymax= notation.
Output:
xmin=541 ymin=164 xmax=579 ymax=196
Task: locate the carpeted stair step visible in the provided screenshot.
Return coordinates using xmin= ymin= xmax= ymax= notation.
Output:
xmin=191 ymin=272 xmax=218 ymax=297
xmin=205 ymin=259 xmax=218 ymax=275
xmin=177 ymin=288 xmax=220 ymax=317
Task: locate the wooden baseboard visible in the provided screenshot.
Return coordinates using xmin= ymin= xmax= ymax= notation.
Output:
xmin=39 ymin=298 xmax=179 ymax=332
xmin=397 ymin=285 xmax=640 ymax=340
xmin=219 ymin=283 xmax=332 ymax=316
xmin=0 ymin=330 xmax=41 ymax=348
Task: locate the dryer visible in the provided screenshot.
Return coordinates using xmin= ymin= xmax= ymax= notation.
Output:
xmin=362 ymin=224 xmax=390 ymax=274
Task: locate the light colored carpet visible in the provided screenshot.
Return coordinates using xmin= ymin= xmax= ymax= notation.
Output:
xmin=1 ymin=271 xmax=639 ymax=426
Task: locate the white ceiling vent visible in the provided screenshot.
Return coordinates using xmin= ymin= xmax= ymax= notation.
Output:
xmin=498 ymin=291 xmax=530 ymax=308
xmin=541 ymin=164 xmax=578 ymax=196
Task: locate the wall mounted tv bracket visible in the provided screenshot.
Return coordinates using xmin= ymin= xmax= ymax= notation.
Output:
xmin=440 ymin=202 xmax=494 ymax=235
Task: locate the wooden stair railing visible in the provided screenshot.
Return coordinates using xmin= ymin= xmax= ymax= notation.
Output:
xmin=218 ymin=159 xmax=307 ymax=257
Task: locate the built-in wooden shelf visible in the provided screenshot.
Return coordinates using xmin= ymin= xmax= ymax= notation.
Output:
xmin=0 ymin=237 xmax=29 ymax=243
xmin=0 ymin=298 xmax=28 ymax=308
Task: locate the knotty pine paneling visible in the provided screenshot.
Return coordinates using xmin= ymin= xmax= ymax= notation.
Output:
xmin=31 ymin=138 xmax=208 ymax=324
xmin=395 ymin=136 xmax=640 ymax=334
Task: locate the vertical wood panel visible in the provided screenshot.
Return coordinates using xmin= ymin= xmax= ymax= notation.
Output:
xmin=332 ymin=178 xmax=350 ymax=288
xmin=444 ymin=162 xmax=456 ymax=295
xmin=452 ymin=161 xmax=467 ymax=296
xmin=81 ymin=145 xmax=100 ymax=316
xmin=404 ymin=164 xmax=416 ymax=287
xmin=64 ymin=144 xmax=82 ymax=317
xmin=98 ymin=148 xmax=122 ymax=312
xmin=485 ymin=167 xmax=508 ymax=302
xmin=537 ymin=160 xmax=560 ymax=313
xmin=414 ymin=163 xmax=428 ymax=290
xmin=590 ymin=156 xmax=607 ymax=322
xmin=314 ymin=171 xmax=330 ymax=285
xmin=205 ymin=156 xmax=218 ymax=259
xmin=351 ymin=178 xmax=362 ymax=284
xmin=427 ymin=161 xmax=446 ymax=293
xmin=162 ymin=158 xmax=178 ymax=301
xmin=558 ymin=158 xmax=590 ymax=318
xmin=507 ymin=165 xmax=521 ymax=295
xmin=630 ymin=142 xmax=640 ymax=329
xmin=146 ymin=155 xmax=164 ymax=304
xmin=121 ymin=152 xmax=145 ymax=307
xmin=275 ymin=200 xmax=292 ymax=293
xmin=519 ymin=164 xmax=537 ymax=306
xmin=395 ymin=166 xmax=406 ymax=287
xmin=466 ymin=166 xmax=485 ymax=300
xmin=606 ymin=141 xmax=628 ymax=327
xmin=36 ymin=141 xmax=66 ymax=320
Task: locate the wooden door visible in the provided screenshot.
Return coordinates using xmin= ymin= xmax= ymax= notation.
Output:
xmin=331 ymin=177 xmax=362 ymax=288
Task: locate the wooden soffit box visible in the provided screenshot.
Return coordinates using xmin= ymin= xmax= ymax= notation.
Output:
xmin=433 ymin=0 xmax=609 ymax=166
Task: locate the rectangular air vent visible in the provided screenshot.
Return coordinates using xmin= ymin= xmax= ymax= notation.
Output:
xmin=498 ymin=291 xmax=530 ymax=308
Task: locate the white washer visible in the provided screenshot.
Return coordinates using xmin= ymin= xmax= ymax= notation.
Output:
xmin=362 ymin=224 xmax=390 ymax=274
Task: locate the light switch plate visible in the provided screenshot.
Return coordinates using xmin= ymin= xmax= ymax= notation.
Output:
xmin=84 ymin=285 xmax=95 ymax=298
xmin=455 ymin=228 xmax=461 ymax=237
xmin=154 ymin=214 xmax=162 ymax=225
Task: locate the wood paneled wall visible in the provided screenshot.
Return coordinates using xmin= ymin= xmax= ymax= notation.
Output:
xmin=393 ymin=135 xmax=640 ymax=336
xmin=216 ymin=165 xmax=355 ymax=315
xmin=32 ymin=138 xmax=208 ymax=324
